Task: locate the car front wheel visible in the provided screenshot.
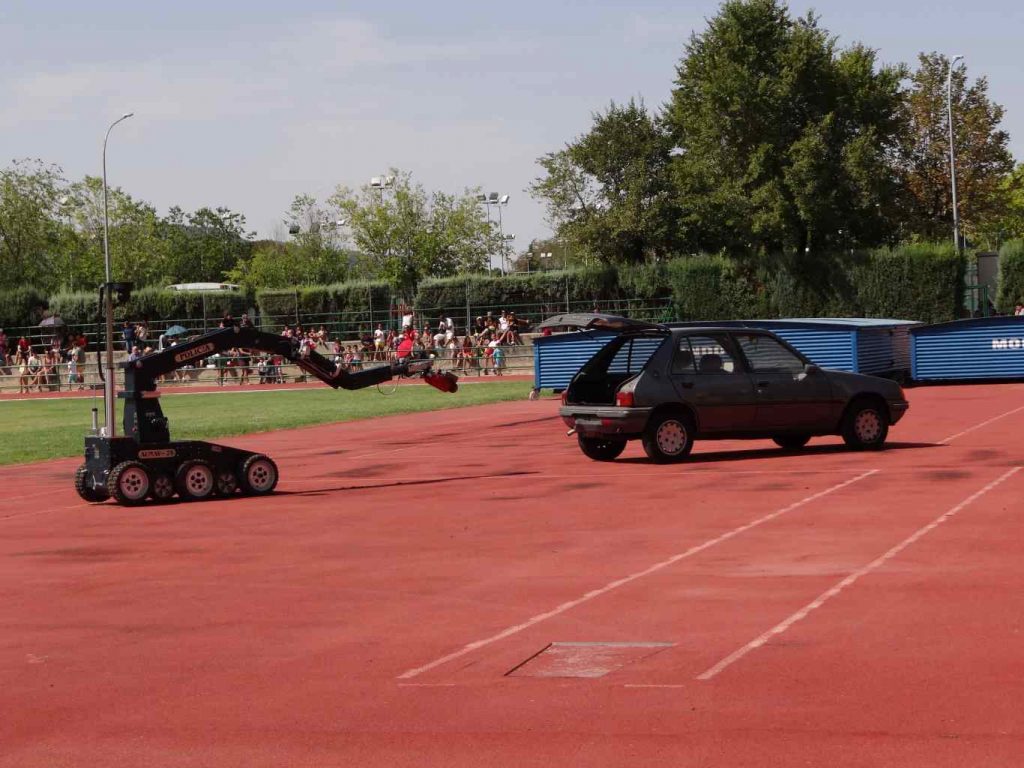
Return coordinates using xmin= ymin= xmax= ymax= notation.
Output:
xmin=841 ymin=400 xmax=889 ymax=450
xmin=642 ymin=412 xmax=694 ymax=463
xmin=577 ymin=435 xmax=627 ymax=462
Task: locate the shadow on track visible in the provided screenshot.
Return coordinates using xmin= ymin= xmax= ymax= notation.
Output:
xmin=277 ymin=469 xmax=540 ymax=496
xmin=615 ymin=441 xmax=943 ymax=465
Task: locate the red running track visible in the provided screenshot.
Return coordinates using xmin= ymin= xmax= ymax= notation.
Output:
xmin=1 ymin=383 xmax=1023 ymax=766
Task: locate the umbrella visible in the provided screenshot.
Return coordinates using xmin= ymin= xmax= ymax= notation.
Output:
xmin=38 ymin=315 xmax=65 ymax=327
xmin=164 ymin=325 xmax=188 ymax=337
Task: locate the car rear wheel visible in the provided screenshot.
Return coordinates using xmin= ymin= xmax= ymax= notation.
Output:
xmin=842 ymin=400 xmax=888 ymax=450
xmin=772 ymin=434 xmax=811 ymax=450
xmin=642 ymin=412 xmax=694 ymax=463
xmin=577 ymin=435 xmax=627 ymax=462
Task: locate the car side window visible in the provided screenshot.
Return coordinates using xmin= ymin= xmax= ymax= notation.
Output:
xmin=736 ymin=334 xmax=805 ymax=374
xmin=672 ymin=337 xmax=697 ymax=374
xmin=688 ymin=335 xmax=738 ymax=374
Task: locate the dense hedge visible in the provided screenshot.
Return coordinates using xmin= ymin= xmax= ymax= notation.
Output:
xmin=414 ymin=245 xmax=964 ymax=324
xmin=48 ymin=289 xmax=250 ymax=329
xmin=667 ymin=255 xmax=769 ymax=320
xmin=0 ymin=286 xmax=49 ymax=329
xmin=255 ymin=281 xmax=391 ymax=329
xmin=414 ymin=267 xmax=619 ymax=312
xmin=996 ymin=239 xmax=1024 ymax=313
xmin=0 ymin=243 xmax=984 ymax=330
xmin=851 ymin=243 xmax=963 ymax=323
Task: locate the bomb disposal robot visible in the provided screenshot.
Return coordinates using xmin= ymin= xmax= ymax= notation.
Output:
xmin=76 ymin=300 xmax=457 ymax=505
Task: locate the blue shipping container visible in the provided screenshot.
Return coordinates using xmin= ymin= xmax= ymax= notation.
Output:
xmin=910 ymin=316 xmax=1024 ymax=381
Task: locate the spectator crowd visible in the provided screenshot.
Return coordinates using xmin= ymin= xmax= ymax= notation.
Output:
xmin=0 ymin=326 xmax=90 ymax=394
xmin=0 ymin=308 xmax=530 ymax=393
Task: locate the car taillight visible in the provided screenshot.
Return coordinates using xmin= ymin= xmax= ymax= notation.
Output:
xmin=616 ymin=390 xmax=634 ymax=407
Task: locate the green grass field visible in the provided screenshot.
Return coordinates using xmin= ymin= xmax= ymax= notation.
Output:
xmin=0 ymin=381 xmax=532 ymax=466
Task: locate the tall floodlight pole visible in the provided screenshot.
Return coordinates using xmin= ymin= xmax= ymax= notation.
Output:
xmin=479 ymin=192 xmax=509 ymax=271
xmin=495 ymin=194 xmax=510 ymax=272
xmin=947 ymin=55 xmax=964 ymax=252
xmin=101 ymin=112 xmax=134 ymax=437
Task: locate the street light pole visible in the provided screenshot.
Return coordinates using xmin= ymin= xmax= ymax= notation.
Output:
xmin=947 ymin=55 xmax=964 ymax=253
xmin=101 ymin=112 xmax=133 ymax=438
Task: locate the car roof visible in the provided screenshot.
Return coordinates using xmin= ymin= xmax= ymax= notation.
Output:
xmin=534 ymin=313 xmax=787 ymax=337
xmin=668 ymin=326 xmax=776 ymax=336
xmin=536 ymin=313 xmax=665 ymax=332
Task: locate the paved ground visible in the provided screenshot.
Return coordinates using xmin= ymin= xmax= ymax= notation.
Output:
xmin=1 ymin=383 xmax=1023 ymax=766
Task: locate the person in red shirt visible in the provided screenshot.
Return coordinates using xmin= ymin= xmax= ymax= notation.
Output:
xmin=396 ymin=327 xmax=416 ymax=359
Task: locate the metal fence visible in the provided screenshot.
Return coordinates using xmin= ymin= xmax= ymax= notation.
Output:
xmin=0 ymin=342 xmax=536 ymax=394
xmin=0 ymin=296 xmax=675 ymax=356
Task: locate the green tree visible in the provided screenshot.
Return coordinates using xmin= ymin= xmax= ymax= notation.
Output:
xmin=664 ymin=0 xmax=906 ymax=257
xmin=226 ymin=240 xmax=296 ymax=291
xmin=0 ymin=159 xmax=67 ymax=290
xmin=994 ymin=164 xmax=1024 ymax=243
xmin=331 ymin=171 xmax=494 ymax=297
xmin=530 ymin=99 xmax=680 ymax=265
xmin=897 ymin=53 xmax=1015 ymax=246
xmin=287 ymin=194 xmax=352 ymax=283
xmin=63 ymin=176 xmax=168 ymax=289
xmin=159 ymin=206 xmax=254 ymax=285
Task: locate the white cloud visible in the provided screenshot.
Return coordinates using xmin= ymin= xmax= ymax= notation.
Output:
xmin=0 ymin=16 xmax=534 ymax=127
xmin=0 ymin=13 xmax=562 ymax=244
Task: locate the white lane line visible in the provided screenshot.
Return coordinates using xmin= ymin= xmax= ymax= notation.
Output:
xmin=397 ymin=469 xmax=878 ymax=680
xmin=940 ymin=404 xmax=1024 ymax=444
xmin=696 ymin=466 xmax=1021 ymax=681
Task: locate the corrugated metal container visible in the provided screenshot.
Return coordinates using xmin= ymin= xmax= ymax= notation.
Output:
xmin=910 ymin=316 xmax=1024 ymax=381
xmin=532 ymin=331 xmax=617 ymax=391
xmin=672 ymin=318 xmax=918 ymax=375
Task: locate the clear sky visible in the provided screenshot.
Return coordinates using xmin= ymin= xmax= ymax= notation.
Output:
xmin=2 ymin=0 xmax=1020 ymax=252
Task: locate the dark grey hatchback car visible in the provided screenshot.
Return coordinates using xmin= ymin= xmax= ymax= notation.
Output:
xmin=558 ymin=320 xmax=909 ymax=462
